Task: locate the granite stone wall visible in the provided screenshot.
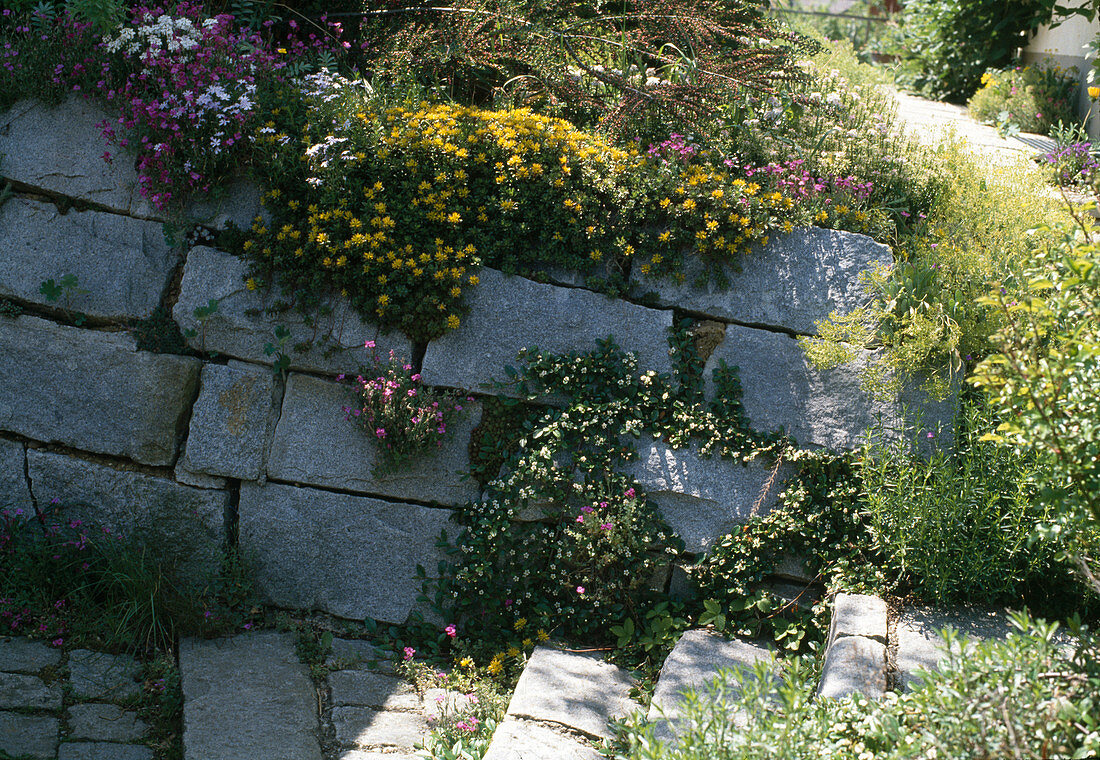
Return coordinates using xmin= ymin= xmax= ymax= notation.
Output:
xmin=0 ymin=97 xmax=954 ymax=624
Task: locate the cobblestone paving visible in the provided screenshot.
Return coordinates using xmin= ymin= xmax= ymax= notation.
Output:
xmin=0 ymin=638 xmax=151 ymax=760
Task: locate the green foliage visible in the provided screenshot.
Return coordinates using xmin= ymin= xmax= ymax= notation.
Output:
xmin=896 ymin=0 xmax=1051 ymax=102
xmin=0 ymin=6 xmax=102 ymax=112
xmin=968 ymin=61 xmax=1079 ymax=136
xmin=614 ymin=612 xmax=1100 ymax=760
xmin=973 ymin=229 xmax=1100 ymax=584
xmin=859 ymin=394 xmax=1087 ymax=611
xmin=0 ymin=503 xmax=260 ymax=652
xmin=415 ymin=668 xmax=509 ymax=760
xmin=132 ymin=305 xmax=190 ymax=355
xmin=436 ymin=338 xmax=783 ymax=656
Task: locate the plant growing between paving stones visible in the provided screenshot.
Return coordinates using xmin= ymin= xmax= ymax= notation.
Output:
xmin=614 ymin=612 xmax=1100 ymax=759
xmin=968 ymin=61 xmax=1078 ymax=137
xmin=339 ymin=341 xmax=472 ymax=476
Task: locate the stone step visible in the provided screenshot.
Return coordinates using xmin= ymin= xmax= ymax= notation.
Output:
xmin=482 ymin=646 xmax=640 ymax=759
xmin=180 ymin=632 xmax=322 ymax=760
xmin=647 ymin=629 xmax=774 ymax=743
xmin=817 ymin=593 xmax=888 ymax=700
xmin=894 ymin=604 xmax=1015 ymax=691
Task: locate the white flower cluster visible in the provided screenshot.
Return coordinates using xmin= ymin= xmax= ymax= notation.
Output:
xmin=103 ymin=13 xmax=218 ymax=57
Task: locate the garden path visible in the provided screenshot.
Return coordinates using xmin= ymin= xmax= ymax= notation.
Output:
xmin=892 ymin=90 xmax=1057 ymax=163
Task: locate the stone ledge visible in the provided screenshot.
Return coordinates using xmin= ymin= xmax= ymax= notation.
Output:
xmin=267 ymin=373 xmax=481 ymax=506
xmin=421 ymin=267 xmax=674 ymax=394
xmin=629 ymin=227 xmax=892 ymax=335
xmin=238 ymin=481 xmax=456 ymax=624
xmin=817 ymin=635 xmax=886 ymax=700
xmin=0 ymin=198 xmax=178 ymax=321
xmin=828 ymin=593 xmax=887 ymax=647
xmin=174 ymin=246 xmax=412 ymax=376
xmin=0 ymin=316 xmax=200 ymax=466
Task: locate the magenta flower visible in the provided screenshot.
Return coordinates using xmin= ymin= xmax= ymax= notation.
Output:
xmin=600 ymin=523 xmax=613 ymax=530
xmin=376 ymin=428 xmax=386 ymax=438
xmin=576 ymin=586 xmax=585 ymax=594
xmin=365 ymin=340 xmax=376 ymax=349
xmin=445 ymin=623 xmax=457 ymax=638
xmin=403 ymin=646 xmax=416 ymax=660
xmin=624 ymin=488 xmax=635 ymax=498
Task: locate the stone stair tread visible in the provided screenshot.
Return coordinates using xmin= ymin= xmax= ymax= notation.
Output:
xmin=504 ymin=646 xmax=640 ymax=740
xmin=481 ymin=717 xmax=603 ymax=760
xmin=180 ymin=632 xmax=321 ymax=760
xmin=647 ymin=630 xmax=774 ymax=740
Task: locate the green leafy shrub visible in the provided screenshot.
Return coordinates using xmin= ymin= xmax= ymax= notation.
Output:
xmin=614 ymin=613 xmax=1100 ymax=760
xmin=859 ymin=394 xmax=1086 ymax=611
xmin=897 ymin=0 xmax=1050 ymax=102
xmin=968 ymin=61 xmax=1079 ymax=135
xmin=972 ymin=228 xmax=1100 ymax=589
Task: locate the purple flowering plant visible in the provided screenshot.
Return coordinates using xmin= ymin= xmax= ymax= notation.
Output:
xmin=341 ymin=340 xmax=472 ymax=475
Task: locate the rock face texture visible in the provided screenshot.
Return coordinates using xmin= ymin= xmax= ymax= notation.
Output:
xmin=0 ymin=316 xmax=200 ymax=466
xmin=180 ymin=632 xmax=322 ymax=760
xmin=0 ymin=198 xmax=177 ymax=320
xmin=174 ymin=246 xmax=412 ymax=376
xmin=705 ymin=324 xmax=955 ymax=450
xmin=621 ymin=437 xmax=794 ymax=553
xmin=0 ymin=438 xmax=31 ymax=512
xmin=27 ymin=450 xmax=227 ymax=580
xmin=238 ymin=481 xmax=455 ymax=623
xmin=180 ymin=361 xmax=275 ymax=481
xmin=421 ymin=267 xmax=674 ymax=393
xmin=0 ymin=98 xmax=151 ymax=216
xmin=267 ymin=373 xmax=481 ymax=505
xmin=630 ymin=227 xmax=892 ymax=335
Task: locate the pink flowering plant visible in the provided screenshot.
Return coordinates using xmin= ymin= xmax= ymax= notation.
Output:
xmin=341 ymin=341 xmax=472 ymax=475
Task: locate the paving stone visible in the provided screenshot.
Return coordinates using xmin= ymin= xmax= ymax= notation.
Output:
xmin=173 ymin=461 xmax=229 ymax=490
xmin=505 ymin=647 xmax=639 ymax=740
xmin=0 ymin=98 xmax=150 ymax=216
xmin=630 ymin=227 xmax=892 ymax=335
xmin=0 ymin=671 xmax=62 ymax=710
xmin=481 ymin=717 xmax=603 ymax=760
xmin=818 ymin=635 xmax=886 ymax=700
xmin=0 ymin=710 xmax=59 ymax=759
xmin=180 ymin=362 xmax=274 ymax=480
xmin=0 ymin=315 xmax=200 ymax=466
xmin=328 ymin=671 xmax=418 ymax=711
xmin=421 ymin=267 xmax=674 ymax=394
xmin=27 ymin=450 xmax=227 ymax=581
xmin=180 ymin=632 xmax=321 ymax=760
xmin=647 ymin=630 xmax=773 ymax=738
xmin=703 ymin=323 xmax=956 ymax=451
xmin=336 ymin=752 xmax=422 ymax=760
xmin=772 ymin=554 xmax=815 ymax=584
xmin=331 ymin=706 xmax=429 ymax=749
xmin=828 ymin=593 xmax=887 ymax=646
xmin=326 ymin=639 xmax=393 ymax=672
xmin=68 ymin=650 xmax=142 ymax=702
xmin=238 ymin=482 xmax=455 ymax=624
xmin=268 ymin=373 xmax=480 ymax=505
xmin=620 ymin=437 xmax=795 ymax=553
xmin=0 ymin=198 xmax=177 ymax=320
xmin=174 ymin=246 xmax=412 ymax=375
xmin=0 ymin=639 xmax=61 ymax=675
xmin=895 ymin=605 xmax=1013 ymax=691
xmin=68 ymin=702 xmax=148 ymax=742
xmin=0 ymin=438 xmax=32 ymax=513
xmin=57 ymin=742 xmax=154 ymax=760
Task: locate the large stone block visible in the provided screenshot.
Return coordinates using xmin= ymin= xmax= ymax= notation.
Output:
xmin=331 ymin=707 xmax=429 ymax=750
xmin=895 ymin=605 xmax=1013 ymax=691
xmin=647 ymin=630 xmax=773 ymax=739
xmin=174 ymin=246 xmax=412 ymax=375
xmin=0 ymin=98 xmax=150 ymax=216
xmin=704 ymin=324 xmax=955 ymax=451
xmin=482 ymin=717 xmax=603 ymax=760
xmin=630 ymin=227 xmax=892 ymax=335
xmin=0 ymin=437 xmax=31 ymax=512
xmin=180 ymin=362 xmax=274 ymax=481
xmin=0 ymin=671 xmax=62 ymax=710
xmin=421 ymin=268 xmax=674 ymax=394
xmin=620 ymin=437 xmax=794 ymax=554
xmin=0 ymin=199 xmax=177 ymax=320
xmin=0 ymin=316 xmax=200 ymax=466
xmin=828 ymin=593 xmax=887 ymax=647
xmin=505 ymin=647 xmax=640 ymax=739
xmin=180 ymin=632 xmax=321 ymax=760
xmin=267 ymin=373 xmax=480 ymax=506
xmin=238 ymin=482 xmax=456 ymax=623
xmin=27 ymin=450 xmax=227 ymax=580
xmin=0 ymin=639 xmax=61 ymax=674
xmin=0 ymin=711 xmax=58 ymax=760
xmin=817 ymin=635 xmax=886 ymax=700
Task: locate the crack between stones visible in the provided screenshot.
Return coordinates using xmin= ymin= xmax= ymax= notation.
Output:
xmin=20 ymin=438 xmax=39 ymax=516
xmin=261 ymin=476 xmax=460 ymax=512
xmin=1 ymin=178 xmax=168 ymax=224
